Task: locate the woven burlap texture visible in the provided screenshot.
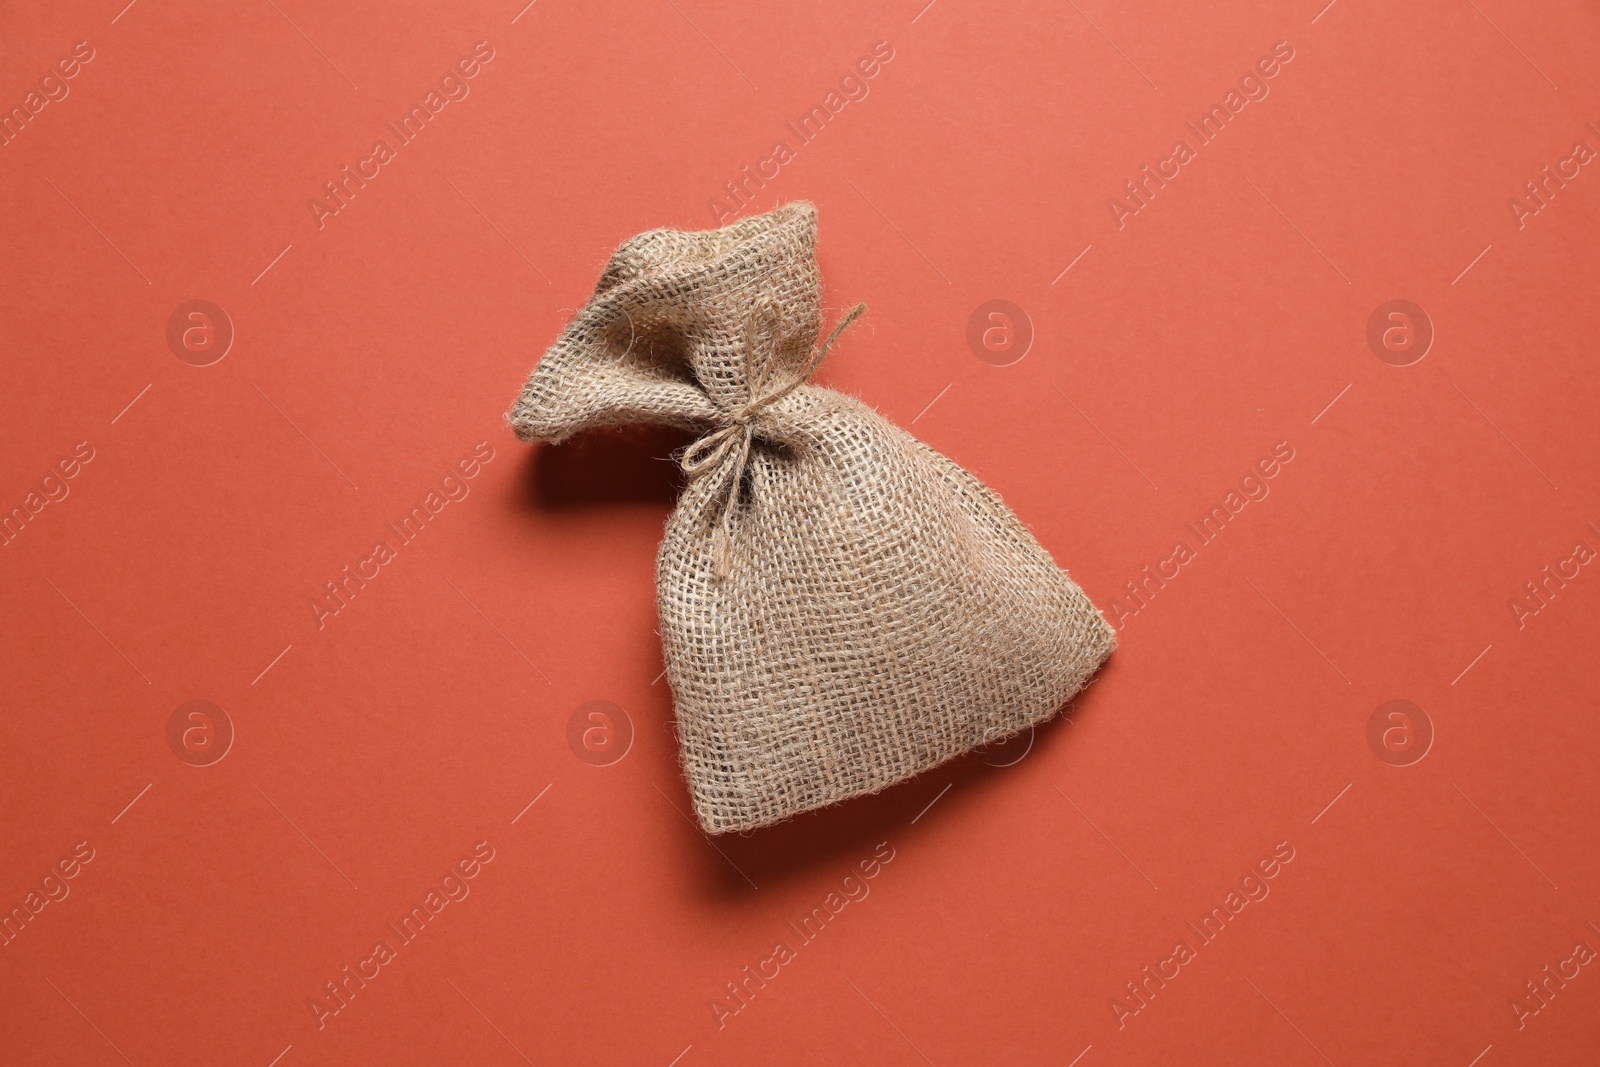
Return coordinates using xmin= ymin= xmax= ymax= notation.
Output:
xmin=508 ymin=202 xmax=1114 ymax=835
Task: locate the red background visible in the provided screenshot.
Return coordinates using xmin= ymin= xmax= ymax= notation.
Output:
xmin=3 ymin=0 xmax=1599 ymax=1063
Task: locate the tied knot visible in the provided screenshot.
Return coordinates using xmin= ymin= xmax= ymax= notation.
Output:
xmin=681 ymin=300 xmax=866 ymax=580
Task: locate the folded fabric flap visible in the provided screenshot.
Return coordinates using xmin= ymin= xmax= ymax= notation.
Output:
xmin=508 ymin=203 xmax=822 ymax=443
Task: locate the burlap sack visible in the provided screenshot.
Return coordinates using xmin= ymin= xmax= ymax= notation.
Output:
xmin=508 ymin=202 xmax=1114 ymax=834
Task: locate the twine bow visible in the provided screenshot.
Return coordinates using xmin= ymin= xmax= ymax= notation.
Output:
xmin=680 ymin=300 xmax=867 ymax=580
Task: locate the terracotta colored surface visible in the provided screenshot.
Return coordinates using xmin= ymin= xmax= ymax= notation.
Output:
xmin=3 ymin=1 xmax=1597 ymax=1063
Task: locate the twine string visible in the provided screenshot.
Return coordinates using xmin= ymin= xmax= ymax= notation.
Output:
xmin=680 ymin=301 xmax=867 ymax=579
